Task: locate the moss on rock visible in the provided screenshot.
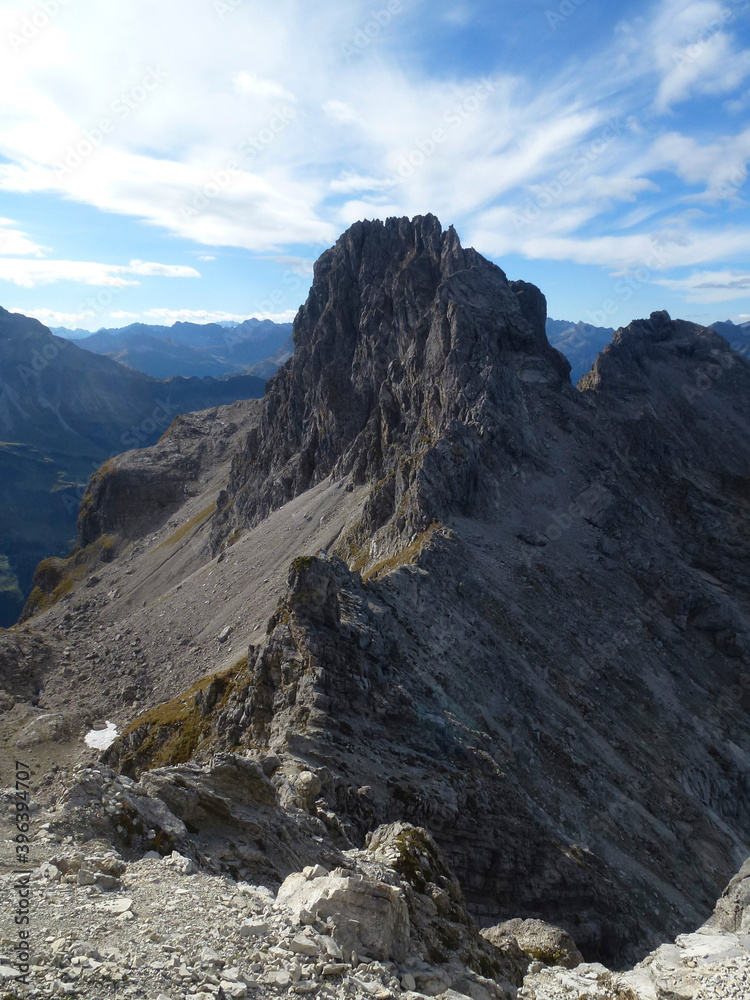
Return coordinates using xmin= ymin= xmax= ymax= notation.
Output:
xmin=109 ymin=657 xmax=248 ymax=777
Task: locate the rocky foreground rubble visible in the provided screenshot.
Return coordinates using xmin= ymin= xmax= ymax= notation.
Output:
xmin=1 ymin=761 xmax=750 ymax=1000
xmin=0 ymin=761 xmax=523 ymax=1000
xmin=516 ymin=860 xmax=750 ymax=999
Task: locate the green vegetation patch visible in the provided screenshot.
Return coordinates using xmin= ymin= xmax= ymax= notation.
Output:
xmin=77 ymin=458 xmax=117 ymax=524
xmin=290 ymin=555 xmax=317 ymax=574
xmin=363 ymin=523 xmax=446 ymax=581
xmin=391 ymin=826 xmax=431 ymax=893
xmin=155 ymin=502 xmax=217 ymax=552
xmin=117 ymin=657 xmax=247 ymax=774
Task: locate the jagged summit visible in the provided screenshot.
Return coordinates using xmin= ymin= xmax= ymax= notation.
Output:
xmin=213 ymin=215 xmax=570 ymax=557
xmin=580 ymin=310 xmax=740 ymax=393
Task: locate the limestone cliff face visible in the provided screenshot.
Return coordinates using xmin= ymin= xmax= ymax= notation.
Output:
xmin=76 ymin=400 xmax=261 ymax=549
xmin=196 ymin=255 xmax=750 ymax=964
xmin=213 ymin=216 xmax=570 ymax=558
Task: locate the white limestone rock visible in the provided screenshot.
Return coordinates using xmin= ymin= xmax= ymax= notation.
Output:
xmin=277 ymin=870 xmax=410 ymax=962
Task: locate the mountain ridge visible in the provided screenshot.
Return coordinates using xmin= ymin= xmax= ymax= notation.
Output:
xmin=0 ymin=306 xmax=267 ymax=626
xmin=545 ymin=316 xmax=750 ymax=385
xmin=5 ymin=216 xmax=750 ymax=978
xmin=51 ymin=317 xmax=294 ymax=380
xmin=49 ymin=313 xmax=750 ymax=389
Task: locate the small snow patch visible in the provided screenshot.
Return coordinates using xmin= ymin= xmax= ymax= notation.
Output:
xmin=85 ymin=722 xmax=119 ymax=750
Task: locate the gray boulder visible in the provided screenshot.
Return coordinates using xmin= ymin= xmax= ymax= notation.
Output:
xmin=483 ymin=917 xmax=584 ymax=969
xmin=277 ymin=867 xmax=410 ymax=962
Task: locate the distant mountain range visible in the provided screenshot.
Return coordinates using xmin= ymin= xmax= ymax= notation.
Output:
xmin=52 ymin=318 xmax=293 ymax=380
xmin=708 ymin=319 xmax=750 ymax=358
xmin=545 ymin=320 xmax=617 ymax=383
xmin=0 ymin=307 xmax=267 ymax=627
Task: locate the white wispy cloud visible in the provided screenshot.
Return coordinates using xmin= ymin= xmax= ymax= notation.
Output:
xmin=643 ymin=0 xmax=750 ymax=111
xmin=0 ymin=258 xmax=199 ymax=289
xmin=128 ymin=261 xmax=200 ymax=278
xmin=0 ymin=0 xmax=748 ymax=313
xmin=0 ymin=0 xmax=618 ymax=256
xmin=322 ymin=100 xmax=360 ymax=125
xmin=11 ymin=307 xmax=94 ymax=328
xmin=329 ymin=174 xmax=395 ymax=194
xmin=0 ymin=151 xmax=335 ymax=254
xmin=233 ymin=71 xmax=296 ymax=103
xmin=648 ymin=129 xmax=750 ymax=200
xmin=725 ymin=88 xmax=750 ymax=115
xmin=472 ymin=223 xmax=750 ymax=275
xmin=0 ymin=219 xmax=47 ymax=257
xmin=655 ymin=270 xmax=750 ymax=303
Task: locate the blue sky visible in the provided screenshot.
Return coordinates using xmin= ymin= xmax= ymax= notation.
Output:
xmin=0 ymin=0 xmax=749 ymax=331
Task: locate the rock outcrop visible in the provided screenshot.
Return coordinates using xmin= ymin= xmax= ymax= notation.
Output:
xmin=7 ymin=758 xmax=750 ymax=999
xmin=15 ymin=758 xmax=528 ymax=998
xmin=712 ymin=858 xmax=750 ymax=934
xmin=276 ymin=869 xmax=411 ymax=963
xmin=76 ymin=399 xmax=261 ymax=549
xmin=212 ymin=214 xmax=570 ymax=562
xmin=520 ymin=857 xmax=750 ymax=998
xmin=482 ymin=919 xmax=584 ymax=971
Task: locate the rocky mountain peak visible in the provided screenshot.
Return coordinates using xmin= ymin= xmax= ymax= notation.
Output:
xmin=213 ymin=215 xmax=570 ymax=556
xmin=11 ymin=216 xmax=750 ymax=983
xmin=0 ymin=304 xmax=54 ymax=345
xmin=579 ymin=309 xmax=750 ymax=406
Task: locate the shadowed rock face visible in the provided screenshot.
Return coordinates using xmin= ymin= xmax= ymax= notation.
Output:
xmin=76 ymin=402 xmax=262 ymax=549
xmin=14 ymin=217 xmax=750 ymax=970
